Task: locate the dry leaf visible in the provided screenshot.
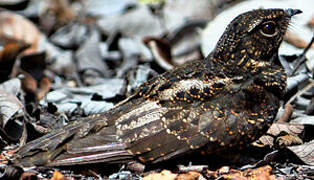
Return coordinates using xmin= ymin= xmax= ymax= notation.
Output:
xmin=0 ymin=36 xmax=29 ymax=61
xmin=37 ymin=77 xmax=51 ymax=101
xmin=258 ymin=123 xmax=304 ymax=147
xmin=284 ymin=31 xmax=314 ymax=49
xmin=0 ymin=11 xmax=41 ymax=55
xmin=0 ymin=36 xmax=29 ymax=83
xmin=206 ymin=165 xmax=276 ymax=180
xmin=288 ymin=140 xmax=314 ymax=165
xmin=0 ymin=78 xmax=21 ymax=96
xmin=50 ymin=170 xmax=72 ymax=180
xmin=42 ymin=0 xmax=75 ymax=24
xmin=0 ymin=89 xmax=24 ymax=143
xmin=39 ymin=0 xmax=75 ymax=34
xmin=143 ymin=170 xmax=177 ymax=180
xmin=20 ymin=71 xmax=37 ymax=96
xmin=177 ymin=171 xmax=201 ymax=180
xmin=20 ymin=171 xmax=38 ymax=180
xmin=276 ymin=134 xmax=303 ymax=147
xmin=144 ymin=36 xmax=174 ymax=70
xmin=0 ymin=89 xmax=23 ymax=128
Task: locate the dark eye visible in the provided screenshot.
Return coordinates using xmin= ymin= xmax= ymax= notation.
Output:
xmin=260 ymin=21 xmax=278 ymax=37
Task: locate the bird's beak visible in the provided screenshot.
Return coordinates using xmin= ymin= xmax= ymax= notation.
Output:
xmin=285 ymin=8 xmax=302 ymax=17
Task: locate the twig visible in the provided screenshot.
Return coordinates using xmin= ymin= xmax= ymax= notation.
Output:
xmin=290 ymin=34 xmax=314 ymax=76
xmin=240 ymin=150 xmax=279 ymax=170
xmin=286 ymin=79 xmax=314 ymax=105
xmin=177 ymin=165 xmax=208 ymax=173
xmin=277 ymin=103 xmax=293 ymax=123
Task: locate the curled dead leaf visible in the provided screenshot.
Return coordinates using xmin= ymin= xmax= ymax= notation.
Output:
xmin=144 ymin=36 xmax=174 ymax=70
xmin=0 ymin=36 xmax=30 ymax=62
xmin=284 ymin=31 xmax=314 ymax=49
xmin=19 ymin=52 xmax=49 ymax=101
xmin=0 ymin=11 xmax=41 ymax=55
xmin=20 ymin=71 xmax=37 ymax=97
xmin=0 ymin=89 xmax=23 ymax=128
xmin=0 ymin=89 xmax=24 ymax=143
xmin=0 ymin=36 xmax=30 ymax=83
xmin=37 ymin=76 xmax=51 ymax=101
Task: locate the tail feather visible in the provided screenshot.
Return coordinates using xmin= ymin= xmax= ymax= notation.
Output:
xmin=14 ymin=115 xmax=134 ymax=167
xmin=49 ymin=150 xmax=133 ymax=166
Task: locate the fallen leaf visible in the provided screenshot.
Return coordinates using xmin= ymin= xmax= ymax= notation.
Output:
xmin=287 ymin=140 xmax=314 ymax=165
xmin=143 ymin=170 xmax=177 ymax=180
xmin=0 ymin=89 xmax=23 ymax=128
xmin=0 ymin=36 xmax=30 ymax=83
xmin=50 ymin=170 xmax=72 ymax=180
xmin=20 ymin=52 xmax=46 ymax=81
xmin=305 ymin=97 xmax=314 ymax=115
xmin=50 ymin=23 xmax=87 ymax=49
xmin=20 ymin=70 xmax=37 ymax=97
xmin=0 ymin=89 xmax=24 ymax=143
xmin=97 ymin=5 xmax=163 ymax=40
xmin=0 ymin=0 xmax=27 ymax=7
xmin=20 ymin=171 xmax=37 ymax=180
xmin=0 ymin=78 xmax=21 ymax=96
xmin=37 ymin=76 xmax=51 ymax=101
xmin=144 ymin=36 xmax=174 ymax=70
xmin=276 ymin=134 xmax=303 ymax=147
xmin=177 ymin=171 xmax=201 ymax=180
xmin=0 ymin=11 xmax=41 ymax=55
xmin=284 ymin=31 xmax=314 ymax=49
xmin=208 ymin=165 xmax=276 ymax=180
xmin=39 ymin=0 xmax=76 ymax=35
xmin=258 ymin=123 xmax=304 ymax=147
xmin=75 ymin=27 xmax=110 ymax=78
xmin=43 ymin=0 xmax=75 ymax=24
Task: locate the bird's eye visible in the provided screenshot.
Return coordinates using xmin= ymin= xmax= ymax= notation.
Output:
xmin=259 ymin=21 xmax=278 ymax=37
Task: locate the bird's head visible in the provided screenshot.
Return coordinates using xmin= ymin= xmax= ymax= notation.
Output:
xmin=212 ymin=8 xmax=302 ymax=72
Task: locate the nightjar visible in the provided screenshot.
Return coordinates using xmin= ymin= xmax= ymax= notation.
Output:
xmin=14 ymin=8 xmax=301 ymax=167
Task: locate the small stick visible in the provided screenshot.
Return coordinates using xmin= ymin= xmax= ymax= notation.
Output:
xmin=278 ymin=103 xmax=293 ymax=123
xmin=286 ymin=79 xmax=314 ymax=105
xmin=290 ymin=34 xmax=314 ymax=76
xmin=177 ymin=165 xmax=208 ymax=173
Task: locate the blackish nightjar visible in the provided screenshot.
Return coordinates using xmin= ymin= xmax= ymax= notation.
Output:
xmin=14 ymin=8 xmax=301 ymax=167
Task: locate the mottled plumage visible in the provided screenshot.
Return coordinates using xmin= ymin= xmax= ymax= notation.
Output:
xmin=14 ymin=8 xmax=301 ymax=167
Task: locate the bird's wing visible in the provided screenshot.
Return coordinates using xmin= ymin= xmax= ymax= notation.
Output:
xmin=14 ymin=59 xmax=233 ymax=167
xmin=121 ymin=68 xmax=283 ymax=164
xmin=113 ymin=70 xmax=235 ymax=163
xmin=120 ymin=98 xmax=230 ymax=164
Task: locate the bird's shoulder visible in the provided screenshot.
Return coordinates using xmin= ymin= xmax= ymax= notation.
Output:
xmin=134 ymin=58 xmax=234 ymax=106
